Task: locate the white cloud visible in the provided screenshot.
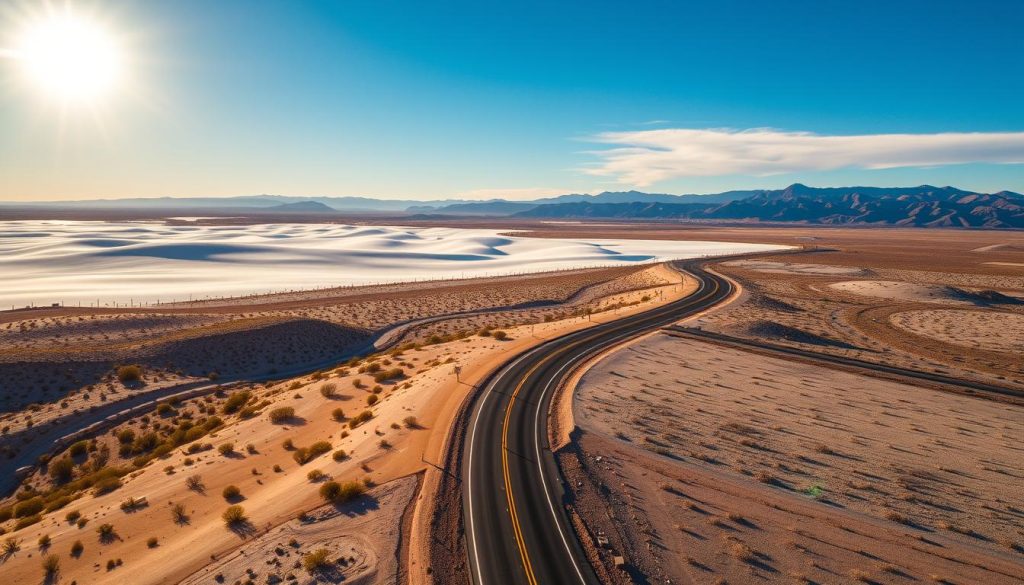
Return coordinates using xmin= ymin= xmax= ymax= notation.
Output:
xmin=455 ymin=187 xmax=577 ymax=201
xmin=581 ymin=128 xmax=1024 ymax=186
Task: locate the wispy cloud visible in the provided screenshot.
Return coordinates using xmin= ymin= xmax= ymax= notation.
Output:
xmin=580 ymin=128 xmax=1024 ymax=186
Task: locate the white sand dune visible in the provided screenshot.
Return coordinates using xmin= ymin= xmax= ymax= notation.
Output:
xmin=0 ymin=221 xmax=787 ymax=307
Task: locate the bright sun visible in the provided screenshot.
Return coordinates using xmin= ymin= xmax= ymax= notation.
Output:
xmin=13 ymin=11 xmax=123 ymax=104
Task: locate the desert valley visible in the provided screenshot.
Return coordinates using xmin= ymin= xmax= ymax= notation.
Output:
xmin=0 ymin=218 xmax=1022 ymax=585
xmin=2 ymin=2 xmax=1023 ymax=583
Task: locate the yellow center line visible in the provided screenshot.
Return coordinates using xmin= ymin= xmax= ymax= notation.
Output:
xmin=499 ymin=274 xmax=719 ymax=583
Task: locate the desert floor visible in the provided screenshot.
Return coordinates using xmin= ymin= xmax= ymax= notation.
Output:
xmin=0 ymin=263 xmax=690 ymax=585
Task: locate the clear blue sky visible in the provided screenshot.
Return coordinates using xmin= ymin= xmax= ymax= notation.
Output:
xmin=2 ymin=0 xmax=1023 ymax=200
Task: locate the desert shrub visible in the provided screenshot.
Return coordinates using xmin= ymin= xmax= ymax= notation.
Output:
xmin=116 ymin=365 xmax=142 ymax=383
xmin=217 ymin=443 xmax=235 ymax=456
xmin=96 ymin=523 xmax=115 ymax=539
xmin=403 ymin=416 xmax=419 ymax=428
xmin=292 ymin=448 xmax=309 ymax=465
xmin=352 ymin=379 xmax=364 ymax=389
xmin=492 ymin=330 xmax=507 ymax=341
xmin=2 ymin=537 xmax=19 ymax=554
xmin=222 ymin=391 xmax=251 ymax=414
xmin=332 ymin=449 xmax=348 ymax=462
xmin=116 ymin=429 xmax=135 ymax=444
xmin=222 ymin=485 xmax=241 ymax=500
xmin=348 ymin=410 xmax=373 ymax=429
xmin=366 ymin=394 xmax=379 ymax=406
xmin=320 ymin=383 xmax=337 ymax=398
xmin=70 ymin=540 xmax=84 ymax=556
xmin=221 ymin=505 xmax=246 ymax=526
xmin=302 ymin=548 xmax=333 ymax=573
xmin=319 ymin=481 xmax=340 ymax=502
xmin=156 ymin=403 xmax=174 ymax=416
xmin=65 ymin=510 xmax=81 ymax=523
xmin=68 ymin=440 xmax=89 ymax=458
xmin=93 ymin=476 xmax=122 ymax=495
xmin=307 ymin=469 xmax=325 ymax=481
xmin=42 ymin=553 xmax=60 ymax=576
xmin=38 ymin=534 xmax=51 ymax=548
xmin=282 ymin=438 xmax=295 ymax=450
xmin=170 ymin=503 xmax=188 ymax=523
xmin=185 ymin=475 xmax=204 ymax=491
xmin=319 ymin=480 xmax=366 ymax=504
xmin=49 ymin=457 xmax=75 ymax=484
xmin=331 ymin=408 xmax=345 ymax=421
xmin=147 ymin=536 xmax=158 ymax=548
xmin=14 ymin=496 xmax=44 ymax=518
xmin=379 ymin=439 xmax=391 ymax=449
xmin=268 ymin=407 xmax=295 ymax=423
xmin=308 ymin=441 xmax=332 ymax=458
xmin=372 ymin=368 xmax=404 ymax=383
xmin=15 ymin=514 xmax=42 ymax=530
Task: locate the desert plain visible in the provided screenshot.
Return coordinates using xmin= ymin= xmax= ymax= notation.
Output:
xmin=0 ymin=221 xmax=1022 ymax=585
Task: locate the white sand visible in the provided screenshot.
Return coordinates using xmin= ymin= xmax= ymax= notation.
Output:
xmin=0 ymin=221 xmax=787 ymax=307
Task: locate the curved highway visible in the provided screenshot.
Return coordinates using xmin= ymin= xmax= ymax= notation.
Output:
xmin=462 ymin=260 xmax=734 ymax=585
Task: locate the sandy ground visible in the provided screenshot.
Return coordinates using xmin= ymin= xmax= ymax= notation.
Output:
xmin=829 ymin=280 xmax=982 ymax=304
xmin=565 ymin=333 xmax=1024 ymax=584
xmin=723 ymin=260 xmax=867 ymax=276
xmin=0 ymin=265 xmax=686 ymax=585
xmin=889 ymin=309 xmax=1024 ymax=353
xmin=179 ymin=474 xmax=420 ymax=585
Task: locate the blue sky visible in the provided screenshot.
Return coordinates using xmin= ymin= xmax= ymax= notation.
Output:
xmin=1 ymin=0 xmax=1023 ymax=200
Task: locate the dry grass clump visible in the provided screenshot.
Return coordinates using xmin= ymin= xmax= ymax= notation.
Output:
xmin=319 ymin=480 xmax=366 ymax=504
xmin=292 ymin=440 xmax=332 ymax=465
xmin=221 ymin=505 xmax=247 ymax=526
xmin=41 ymin=553 xmax=60 ymax=576
xmin=222 ymin=485 xmax=241 ymax=501
xmin=185 ymin=474 xmax=204 ymax=492
xmin=116 ymin=365 xmax=142 ymax=383
xmin=302 ymin=547 xmax=333 ymax=573
xmin=320 ymin=383 xmax=337 ymax=398
xmin=170 ymin=502 xmax=188 ymax=524
xmin=348 ymin=410 xmax=373 ymax=429
xmin=268 ymin=407 xmax=295 ymax=423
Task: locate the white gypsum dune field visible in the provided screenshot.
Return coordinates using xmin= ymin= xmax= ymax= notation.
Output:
xmin=0 ymin=221 xmax=786 ymax=307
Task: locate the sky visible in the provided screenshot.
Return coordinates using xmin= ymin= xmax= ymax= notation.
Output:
xmin=1 ymin=0 xmax=1023 ymax=201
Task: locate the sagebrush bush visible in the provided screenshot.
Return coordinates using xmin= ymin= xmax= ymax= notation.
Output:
xmin=302 ymin=548 xmax=333 ymax=573
xmin=116 ymin=365 xmax=142 ymax=383
xmin=319 ymin=480 xmax=366 ymax=504
xmin=348 ymin=410 xmax=373 ymax=429
xmin=268 ymin=407 xmax=295 ymax=423
xmin=222 ymin=505 xmax=246 ymax=526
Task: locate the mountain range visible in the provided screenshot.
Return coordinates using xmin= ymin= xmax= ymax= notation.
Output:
xmin=4 ymin=184 xmax=1022 ymax=228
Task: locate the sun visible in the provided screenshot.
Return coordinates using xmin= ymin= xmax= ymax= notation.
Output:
xmin=11 ymin=10 xmax=123 ymax=104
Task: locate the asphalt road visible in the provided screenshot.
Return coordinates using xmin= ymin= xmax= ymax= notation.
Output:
xmin=462 ymin=260 xmax=733 ymax=585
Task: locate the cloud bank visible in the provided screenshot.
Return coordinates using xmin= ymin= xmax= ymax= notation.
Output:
xmin=581 ymin=128 xmax=1024 ymax=186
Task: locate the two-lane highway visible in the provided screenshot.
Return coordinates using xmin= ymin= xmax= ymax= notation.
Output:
xmin=462 ymin=260 xmax=734 ymax=585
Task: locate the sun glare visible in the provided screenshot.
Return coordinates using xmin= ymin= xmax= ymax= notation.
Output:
xmin=13 ymin=11 xmax=123 ymax=104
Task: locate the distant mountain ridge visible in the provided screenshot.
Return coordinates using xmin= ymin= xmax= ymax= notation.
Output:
xmin=515 ymin=184 xmax=1024 ymax=228
xmin=4 ymin=184 xmax=1021 ymax=227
